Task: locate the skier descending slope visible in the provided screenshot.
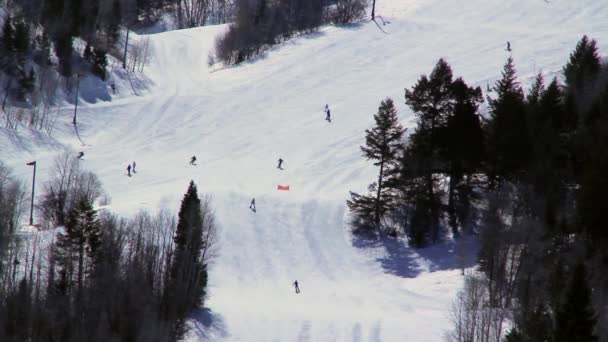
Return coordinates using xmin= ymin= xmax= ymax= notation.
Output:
xmin=293 ymin=280 xmax=300 ymax=294
xmin=277 ymin=158 xmax=284 ymax=170
xmin=249 ymin=198 xmax=256 ymax=212
xmin=324 ymin=104 xmax=331 ymax=122
xmin=127 ymin=164 xmax=132 ymax=177
xmin=190 ymin=156 xmax=197 ymax=165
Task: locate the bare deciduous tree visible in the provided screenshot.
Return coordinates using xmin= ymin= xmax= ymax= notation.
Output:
xmin=38 ymin=151 xmax=105 ymax=228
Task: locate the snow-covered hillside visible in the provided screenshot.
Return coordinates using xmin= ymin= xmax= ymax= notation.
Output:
xmin=2 ymin=0 xmax=608 ymax=340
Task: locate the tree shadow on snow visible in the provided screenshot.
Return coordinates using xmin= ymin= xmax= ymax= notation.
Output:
xmin=190 ymin=308 xmax=229 ymax=340
xmin=1 ymin=126 xmax=63 ymax=156
xmin=332 ymin=22 xmax=366 ymax=31
xmin=352 ymin=234 xmax=479 ymax=278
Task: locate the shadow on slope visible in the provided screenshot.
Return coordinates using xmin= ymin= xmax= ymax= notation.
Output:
xmin=190 ymin=308 xmax=229 ymax=340
xmin=352 ymin=234 xmax=479 ymax=278
xmin=0 ymin=127 xmax=63 ymax=156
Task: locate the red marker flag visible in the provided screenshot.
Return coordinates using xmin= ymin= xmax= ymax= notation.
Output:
xmin=277 ymin=185 xmax=290 ymax=191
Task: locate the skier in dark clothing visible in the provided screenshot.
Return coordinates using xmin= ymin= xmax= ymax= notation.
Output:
xmin=324 ymin=104 xmax=331 ymax=122
xmin=190 ymin=156 xmax=197 ymax=165
xmin=77 ymin=151 xmax=84 ymax=159
xmin=249 ymin=198 xmax=256 ymax=212
xmin=127 ymin=164 xmax=132 ymax=177
xmin=132 ymin=161 xmax=136 ymax=173
xmin=293 ymin=280 xmax=300 ymax=294
xmin=507 ymin=41 xmax=511 ymax=52
xmin=277 ymin=158 xmax=284 ymax=170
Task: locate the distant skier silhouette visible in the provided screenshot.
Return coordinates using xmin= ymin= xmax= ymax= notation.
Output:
xmin=249 ymin=198 xmax=256 ymax=212
xmin=507 ymin=41 xmax=511 ymax=52
xmin=190 ymin=156 xmax=197 ymax=165
xmin=132 ymin=161 xmax=137 ymax=173
xmin=324 ymin=104 xmax=331 ymax=122
xmin=127 ymin=164 xmax=132 ymax=177
xmin=77 ymin=151 xmax=84 ymax=159
xmin=293 ymin=280 xmax=300 ymax=294
xmin=277 ymin=158 xmax=284 ymax=170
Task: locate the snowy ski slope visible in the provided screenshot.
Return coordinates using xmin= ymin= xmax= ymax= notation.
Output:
xmin=2 ymin=0 xmax=608 ymax=340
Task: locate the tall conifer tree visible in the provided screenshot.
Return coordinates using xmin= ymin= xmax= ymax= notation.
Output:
xmin=554 ymin=263 xmax=598 ymax=342
xmin=485 ymin=57 xmax=529 ymax=182
xmin=347 ymin=98 xmax=404 ymax=234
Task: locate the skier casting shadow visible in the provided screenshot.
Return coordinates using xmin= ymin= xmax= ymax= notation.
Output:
xmin=277 ymin=158 xmax=284 ymax=170
xmin=249 ymin=198 xmax=256 ymax=213
xmin=293 ymin=280 xmax=300 ymax=294
xmin=324 ymin=104 xmax=331 ymax=123
xmin=190 ymin=156 xmax=197 ymax=165
xmin=127 ymin=164 xmax=132 ymax=177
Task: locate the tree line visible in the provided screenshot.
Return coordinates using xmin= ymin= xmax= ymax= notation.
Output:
xmin=211 ymin=0 xmax=369 ymax=65
xmin=349 ymin=36 xmax=608 ymax=340
xmin=0 ymin=154 xmax=216 ymax=341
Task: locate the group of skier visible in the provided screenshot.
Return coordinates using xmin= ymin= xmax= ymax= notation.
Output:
xmin=119 ymin=105 xmax=334 ymax=293
xmin=126 ymin=161 xmax=137 ymax=177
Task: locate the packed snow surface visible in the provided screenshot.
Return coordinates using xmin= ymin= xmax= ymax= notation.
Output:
xmin=2 ymin=0 xmax=608 ymax=340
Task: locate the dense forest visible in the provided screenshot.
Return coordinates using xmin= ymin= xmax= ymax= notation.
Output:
xmin=348 ymin=36 xmax=608 ymax=341
xmin=0 ymin=154 xmax=216 ymax=341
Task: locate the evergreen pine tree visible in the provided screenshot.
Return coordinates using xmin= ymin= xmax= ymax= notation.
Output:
xmin=526 ymin=73 xmax=545 ymax=109
xmin=563 ymin=36 xmax=601 ymax=91
xmin=70 ymin=0 xmax=83 ymax=37
xmin=528 ymin=77 xmax=566 ymax=195
xmin=35 ymin=32 xmax=52 ymax=66
xmin=405 ymin=58 xmax=454 ymax=160
xmin=2 ymin=16 xmax=14 ymax=53
xmin=445 ymin=78 xmax=484 ymax=169
xmin=92 ymin=47 xmax=108 ymax=80
xmin=401 ymin=59 xmax=455 ymax=243
xmin=444 ymin=78 xmax=484 ymax=236
xmin=563 ymin=36 xmax=601 ymax=135
xmin=577 ymin=154 xmax=608 ymax=241
xmin=13 ymin=21 xmax=30 ymax=57
xmin=53 ymin=34 xmax=73 ymax=76
xmin=107 ymin=0 xmax=122 ymax=45
xmin=540 ymin=78 xmax=565 ymax=132
xmin=507 ymin=305 xmax=552 ymax=342
xmin=554 ymin=263 xmax=598 ymax=342
xmin=485 ymin=57 xmax=529 ymax=182
xmin=16 ymin=68 xmax=35 ymax=101
xmin=347 ymin=98 xmax=405 ymax=234
xmin=83 ymin=43 xmax=93 ymax=63
xmin=1 ymin=17 xmax=16 ymax=75
xmin=56 ymin=198 xmax=101 ymax=292
xmin=165 ymin=181 xmax=208 ymax=339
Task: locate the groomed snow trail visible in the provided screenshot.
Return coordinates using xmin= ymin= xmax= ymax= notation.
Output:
xmin=2 ymin=0 xmax=608 ymax=341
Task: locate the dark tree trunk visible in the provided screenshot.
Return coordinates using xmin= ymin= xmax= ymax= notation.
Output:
xmin=375 ymin=158 xmax=384 ymax=229
xmin=371 ymin=0 xmax=376 ymax=20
